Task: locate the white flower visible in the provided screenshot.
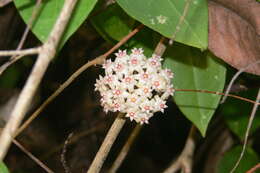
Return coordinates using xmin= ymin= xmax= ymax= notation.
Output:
xmin=95 ymin=48 xmax=174 ymax=124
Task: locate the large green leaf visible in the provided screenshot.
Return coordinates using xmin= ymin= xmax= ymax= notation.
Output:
xmin=117 ymin=0 xmax=208 ymax=49
xmin=217 ymin=146 xmax=259 ymax=173
xmin=0 ymin=162 xmax=9 ymax=173
xmin=164 ymin=45 xmax=226 ymax=136
xmin=14 ymin=0 xmax=97 ymax=48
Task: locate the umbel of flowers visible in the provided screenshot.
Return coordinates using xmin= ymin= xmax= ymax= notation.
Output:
xmin=95 ymin=48 xmax=174 ymax=124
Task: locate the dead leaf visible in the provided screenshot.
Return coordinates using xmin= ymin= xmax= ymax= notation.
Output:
xmin=208 ymin=0 xmax=260 ymax=75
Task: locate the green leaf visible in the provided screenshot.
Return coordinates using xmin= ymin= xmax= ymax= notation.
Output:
xmin=217 ymin=146 xmax=259 ymax=173
xmin=117 ymin=0 xmax=208 ymax=49
xmin=14 ymin=0 xmax=97 ymax=49
xmin=91 ymin=4 xmax=135 ymax=43
xmin=164 ymin=44 xmax=226 ymax=136
xmin=221 ymin=88 xmax=260 ymax=140
xmin=0 ymin=162 xmax=9 ymax=173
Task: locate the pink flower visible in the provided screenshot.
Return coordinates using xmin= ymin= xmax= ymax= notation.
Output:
xmin=131 ymin=48 xmax=144 ymax=55
xmin=115 ymin=50 xmax=127 ymax=57
xmin=95 ymin=48 xmax=174 ymax=124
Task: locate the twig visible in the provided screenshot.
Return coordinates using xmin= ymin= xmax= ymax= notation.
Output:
xmin=0 ymin=47 xmax=41 ymax=57
xmin=230 ymin=88 xmax=260 ymax=173
xmin=0 ymin=0 xmax=12 ymax=7
xmin=221 ymin=60 xmax=260 ymax=103
xmin=175 ymin=89 xmax=260 ymax=105
xmin=108 ymin=125 xmax=142 ymax=173
xmin=15 ymin=0 xmax=42 ymax=51
xmin=0 ymin=0 xmax=79 ymax=160
xmin=0 ymin=55 xmax=24 ymax=75
xmin=61 ymin=133 xmax=74 ymax=173
xmin=14 ymin=24 xmax=143 ymax=138
xmin=163 ymin=126 xmax=197 ymax=173
xmin=246 ymin=163 xmax=260 ymax=173
xmin=154 ymin=37 xmax=167 ymax=55
xmin=87 ymin=113 xmax=126 ymax=173
xmin=13 ymin=139 xmax=54 ymax=173
xmin=0 ymin=0 xmax=42 ymax=75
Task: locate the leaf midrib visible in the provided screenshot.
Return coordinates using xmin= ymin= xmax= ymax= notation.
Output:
xmin=166 ymin=0 xmax=204 ymax=47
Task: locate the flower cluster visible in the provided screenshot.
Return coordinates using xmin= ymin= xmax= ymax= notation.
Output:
xmin=95 ymin=48 xmax=174 ymax=124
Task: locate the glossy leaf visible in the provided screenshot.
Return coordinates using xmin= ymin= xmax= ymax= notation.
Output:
xmin=0 ymin=162 xmax=9 ymax=173
xmin=164 ymin=44 xmax=226 ymax=136
xmin=14 ymin=0 xmax=97 ymax=49
xmin=117 ymin=0 xmax=208 ymax=49
xmin=217 ymin=146 xmax=259 ymax=173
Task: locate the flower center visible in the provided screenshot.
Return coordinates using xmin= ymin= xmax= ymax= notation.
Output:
xmin=130 ymin=97 xmax=137 ymax=102
xmin=142 ymin=73 xmax=149 ymax=79
xmin=131 ymin=58 xmax=138 ymax=65
xmin=115 ymin=90 xmax=121 ymax=95
xmin=125 ymin=77 xmax=131 ymax=82
xmin=154 ymin=81 xmax=160 ymax=87
xmin=144 ymin=106 xmax=150 ymax=110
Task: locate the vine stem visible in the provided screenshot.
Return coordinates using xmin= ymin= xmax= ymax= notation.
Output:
xmin=0 ymin=47 xmax=41 ymax=56
xmin=221 ymin=60 xmax=260 ymax=103
xmin=0 ymin=0 xmax=79 ymax=160
xmin=108 ymin=125 xmax=142 ymax=173
xmin=175 ymin=89 xmax=260 ymax=105
xmin=230 ymin=88 xmax=260 ymax=173
xmin=12 ymin=139 xmax=54 ymax=173
xmin=87 ymin=113 xmax=126 ymax=173
xmin=246 ymin=163 xmax=260 ymax=173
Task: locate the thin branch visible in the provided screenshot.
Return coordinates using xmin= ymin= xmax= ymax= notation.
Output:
xmin=154 ymin=37 xmax=167 ymax=55
xmin=221 ymin=60 xmax=260 ymax=103
xmin=0 ymin=0 xmax=79 ymax=160
xmin=163 ymin=126 xmax=197 ymax=173
xmin=61 ymin=133 xmax=74 ymax=173
xmin=0 ymin=55 xmax=24 ymax=75
xmin=175 ymin=89 xmax=260 ymax=105
xmin=0 ymin=47 xmax=41 ymax=57
xmin=15 ymin=0 xmax=42 ymax=51
xmin=13 ymin=139 xmax=54 ymax=173
xmin=108 ymin=125 xmax=142 ymax=173
xmin=246 ymin=163 xmax=260 ymax=173
xmin=87 ymin=113 xmax=126 ymax=173
xmin=14 ymin=24 xmax=143 ymax=138
xmin=0 ymin=0 xmax=42 ymax=75
xmin=230 ymin=88 xmax=260 ymax=173
xmin=0 ymin=0 xmax=12 ymax=7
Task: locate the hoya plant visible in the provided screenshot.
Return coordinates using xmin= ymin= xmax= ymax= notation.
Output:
xmin=0 ymin=0 xmax=259 ymax=172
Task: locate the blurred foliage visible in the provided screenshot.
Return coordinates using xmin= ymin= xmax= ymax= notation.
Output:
xmin=0 ymin=161 xmax=9 ymax=173
xmin=217 ymin=146 xmax=260 ymax=173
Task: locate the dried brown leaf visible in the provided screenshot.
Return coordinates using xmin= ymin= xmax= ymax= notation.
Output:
xmin=208 ymin=0 xmax=260 ymax=75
